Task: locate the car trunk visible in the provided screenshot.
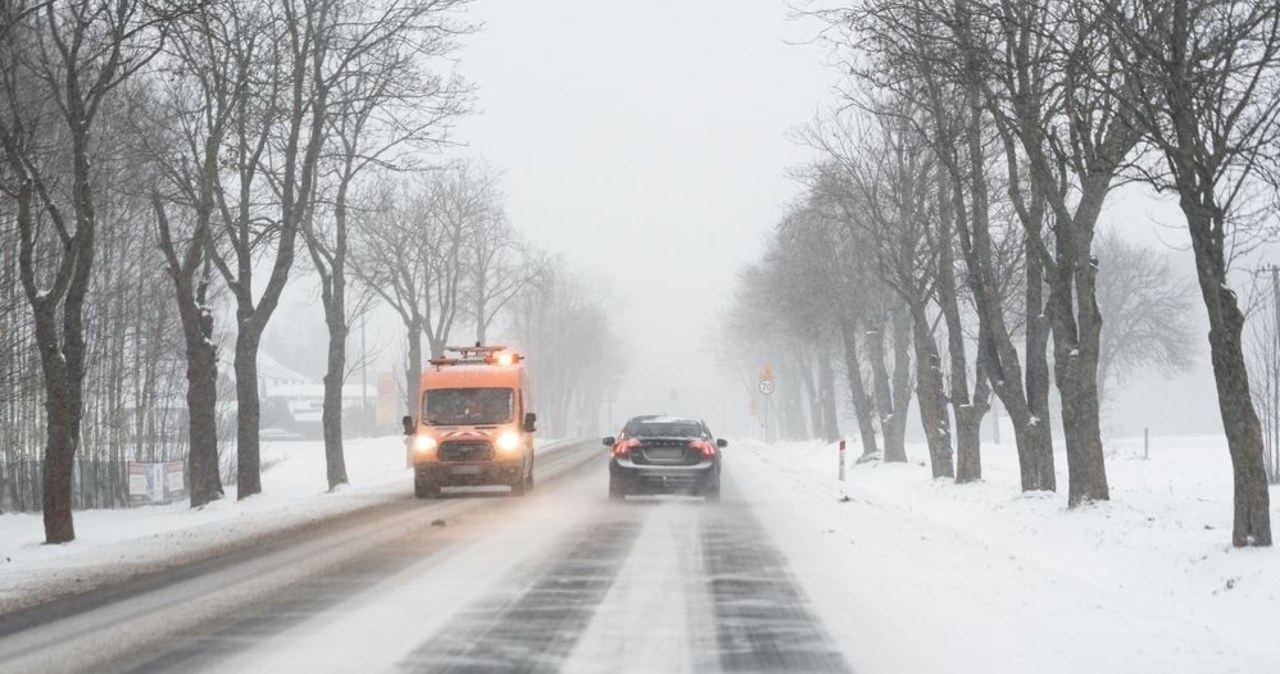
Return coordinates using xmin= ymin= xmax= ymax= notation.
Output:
xmin=631 ymin=437 xmax=702 ymax=466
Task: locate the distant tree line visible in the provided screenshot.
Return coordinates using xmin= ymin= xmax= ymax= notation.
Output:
xmin=724 ymin=0 xmax=1279 ymax=547
xmin=0 ymin=0 xmax=622 ymax=543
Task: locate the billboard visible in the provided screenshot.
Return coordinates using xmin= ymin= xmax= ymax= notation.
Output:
xmin=128 ymin=461 xmax=186 ymax=505
xmin=376 ymin=371 xmax=398 ymax=425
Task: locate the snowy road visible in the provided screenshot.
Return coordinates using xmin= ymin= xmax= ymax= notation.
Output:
xmin=0 ymin=439 xmax=849 ymax=674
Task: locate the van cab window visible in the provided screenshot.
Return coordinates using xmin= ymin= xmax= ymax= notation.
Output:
xmin=424 ymin=388 xmax=514 ymax=426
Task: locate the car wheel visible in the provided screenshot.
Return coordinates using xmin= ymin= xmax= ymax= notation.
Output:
xmin=414 ymin=476 xmax=439 ymax=499
xmin=511 ymin=466 xmax=527 ymax=497
xmin=609 ymin=476 xmax=626 ymax=501
xmin=703 ymin=480 xmax=721 ymax=502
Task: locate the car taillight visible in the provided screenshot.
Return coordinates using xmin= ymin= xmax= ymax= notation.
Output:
xmin=613 ymin=439 xmax=640 ymax=458
xmin=690 ymin=440 xmax=716 ymax=459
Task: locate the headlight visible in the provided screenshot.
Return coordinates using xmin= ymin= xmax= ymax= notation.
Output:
xmin=413 ymin=435 xmax=438 ymax=453
xmin=495 ymin=431 xmax=522 ymax=453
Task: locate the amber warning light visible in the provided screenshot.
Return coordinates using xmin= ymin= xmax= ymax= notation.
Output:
xmin=431 ymin=345 xmax=523 ymax=367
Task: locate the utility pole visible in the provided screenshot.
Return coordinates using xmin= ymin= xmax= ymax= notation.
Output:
xmin=1271 ymin=266 xmax=1279 ymax=481
xmin=360 ymin=314 xmax=368 ymax=436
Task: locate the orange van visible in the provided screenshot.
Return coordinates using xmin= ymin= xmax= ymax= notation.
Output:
xmin=400 ymin=345 xmax=537 ymax=498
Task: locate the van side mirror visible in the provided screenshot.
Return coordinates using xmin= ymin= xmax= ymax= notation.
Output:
xmin=402 ymin=415 xmax=414 ymax=436
xmin=717 ymin=438 xmax=728 ymax=449
xmin=523 ymin=412 xmax=537 ymax=433
xmin=602 ymin=436 xmax=616 ymax=447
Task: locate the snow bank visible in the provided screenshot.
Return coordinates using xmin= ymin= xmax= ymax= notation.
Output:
xmin=729 ymin=434 xmax=1280 ymax=673
xmin=0 ymin=435 xmax=572 ymax=613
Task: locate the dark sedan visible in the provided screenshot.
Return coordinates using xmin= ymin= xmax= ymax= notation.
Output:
xmin=605 ymin=415 xmax=726 ymax=501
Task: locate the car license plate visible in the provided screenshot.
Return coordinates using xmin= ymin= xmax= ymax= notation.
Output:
xmin=450 ymin=465 xmax=483 ymax=476
xmin=646 ymin=448 xmax=684 ymax=461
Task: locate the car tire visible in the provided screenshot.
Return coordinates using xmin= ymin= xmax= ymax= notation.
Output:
xmin=609 ymin=476 xmax=626 ymax=501
xmin=511 ymin=467 xmax=527 ymax=497
xmin=703 ymin=480 xmax=721 ymax=502
xmin=414 ymin=476 xmax=439 ymax=499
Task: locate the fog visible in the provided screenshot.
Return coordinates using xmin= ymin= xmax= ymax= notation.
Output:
xmin=443 ymin=0 xmax=836 ymax=434
xmin=253 ymin=0 xmax=1241 ymax=441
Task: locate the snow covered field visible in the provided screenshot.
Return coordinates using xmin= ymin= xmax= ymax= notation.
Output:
xmin=733 ymin=434 xmax=1280 ymax=673
xmin=0 ymin=435 xmax=567 ymax=613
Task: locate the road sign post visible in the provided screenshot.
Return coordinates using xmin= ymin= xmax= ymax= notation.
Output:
xmin=758 ymin=365 xmax=776 ymax=443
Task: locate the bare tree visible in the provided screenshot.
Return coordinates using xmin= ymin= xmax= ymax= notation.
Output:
xmin=825 ymin=0 xmax=1047 ymax=489
xmin=420 ymin=160 xmax=496 ymax=357
xmin=465 ymin=208 xmax=540 ymax=346
xmin=510 ymin=266 xmax=623 ymax=438
xmin=826 ymin=111 xmax=956 ymax=478
xmin=1103 ymin=0 xmax=1279 ymax=545
xmin=1093 ymin=229 xmax=1197 ymax=402
xmin=134 ymin=0 xmax=274 ymax=508
xmin=803 ymin=161 xmax=913 ymax=461
xmin=0 ymin=0 xmax=176 ymax=541
xmin=302 ymin=0 xmax=469 ymax=491
xmin=351 ymin=179 xmax=431 ymax=421
xmin=206 ymin=0 xmax=330 ymax=499
xmin=350 ymin=162 xmax=489 ymax=424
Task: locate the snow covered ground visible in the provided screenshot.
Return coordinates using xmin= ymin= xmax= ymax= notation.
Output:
xmin=3 ymin=431 xmax=1276 ymax=673
xmin=733 ymin=434 xmax=1280 ymax=673
xmin=0 ymin=435 xmax=569 ymax=613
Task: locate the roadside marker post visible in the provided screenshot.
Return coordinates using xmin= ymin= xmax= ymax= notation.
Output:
xmin=838 ymin=438 xmax=847 ymax=482
xmin=838 ymin=438 xmax=849 ymax=502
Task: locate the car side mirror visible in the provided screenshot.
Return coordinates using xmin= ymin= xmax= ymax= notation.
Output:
xmin=716 ymin=438 xmax=728 ymax=449
xmin=602 ymin=436 xmax=616 ymax=447
xmin=402 ymin=415 xmax=414 ymax=436
xmin=523 ymin=412 xmax=537 ymax=433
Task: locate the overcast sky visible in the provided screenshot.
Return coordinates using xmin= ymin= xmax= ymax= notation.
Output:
xmin=264 ymin=0 xmax=1237 ymax=439
xmin=445 ymin=0 xmax=837 ymax=431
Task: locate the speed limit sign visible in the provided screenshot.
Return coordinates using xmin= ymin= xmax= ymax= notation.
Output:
xmin=758 ymin=379 xmax=775 ymax=396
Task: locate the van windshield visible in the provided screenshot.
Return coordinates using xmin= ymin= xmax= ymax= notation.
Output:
xmin=423 ymin=388 xmax=514 ymax=426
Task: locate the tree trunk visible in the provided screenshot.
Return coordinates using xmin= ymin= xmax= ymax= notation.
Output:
xmin=1025 ymin=237 xmax=1057 ymax=490
xmin=38 ymin=331 xmax=76 ymax=544
xmin=234 ymin=328 xmax=263 ymax=499
xmin=312 ymin=181 xmax=351 ymax=492
xmin=405 ymin=318 xmax=423 ymax=418
xmin=175 ymin=277 xmax=222 ymax=508
xmin=868 ymin=323 xmax=906 ymax=462
xmin=937 ymin=173 xmax=987 ymax=483
xmin=322 ymin=313 xmax=349 ymax=490
xmin=955 ymin=405 xmax=984 ymax=482
xmin=910 ymin=304 xmax=953 ymax=478
xmin=1185 ymin=202 xmax=1271 ymax=546
xmin=795 ymin=349 xmax=822 ymax=439
xmin=1048 ymin=253 xmax=1109 ymax=506
xmin=817 ymin=343 xmax=841 ymax=442
xmin=840 ymin=316 xmax=879 ymax=456
xmin=155 ymin=195 xmax=223 ymax=508
xmin=16 ymin=179 xmax=82 ymax=543
xmin=402 ymin=317 xmax=424 ymax=469
xmin=887 ymin=307 xmax=913 ymax=460
xmin=184 ymin=338 xmax=222 ymax=507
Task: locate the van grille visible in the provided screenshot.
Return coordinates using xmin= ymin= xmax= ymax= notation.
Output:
xmin=439 ymin=441 xmax=493 ymax=462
